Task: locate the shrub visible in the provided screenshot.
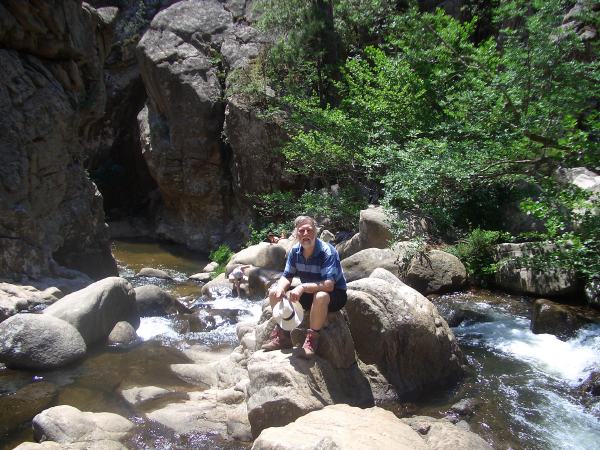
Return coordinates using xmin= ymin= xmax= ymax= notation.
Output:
xmin=208 ymin=244 xmax=234 ymax=278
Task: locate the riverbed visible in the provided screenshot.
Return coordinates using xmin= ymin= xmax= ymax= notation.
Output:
xmin=1 ymin=239 xmax=598 ymax=449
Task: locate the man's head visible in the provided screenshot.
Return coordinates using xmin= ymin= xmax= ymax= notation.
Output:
xmin=294 ymin=215 xmax=317 ymax=249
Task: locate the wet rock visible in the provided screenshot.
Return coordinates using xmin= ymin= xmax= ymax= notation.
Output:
xmin=178 ymin=313 xmax=217 ymax=333
xmin=346 ymin=271 xmax=464 ymax=398
xmin=585 ymin=276 xmax=600 ymax=308
xmin=31 ymin=405 xmax=133 ymax=444
xmin=0 ymin=314 xmax=86 ymax=370
xmin=107 ymin=321 xmax=139 ymax=347
xmin=401 ymin=416 xmax=492 ymax=450
xmin=246 ymin=349 xmax=373 ymax=437
xmin=449 ymin=398 xmax=479 ymax=419
xmin=201 ymin=273 xmax=231 ymax=299
xmin=0 ymin=381 xmax=58 ymax=435
xmin=444 ymin=308 xmax=491 ymax=328
xmin=134 ymin=284 xmax=190 ymax=316
xmin=579 ymin=371 xmax=600 ymax=397
xmin=136 ymin=268 xmax=172 ymax=280
xmin=252 ymin=404 xmax=428 ymax=450
xmin=530 ymin=299 xmax=593 ymax=340
xmin=189 ymin=272 xmax=212 ymax=283
xmin=43 ymin=277 xmax=139 ymax=347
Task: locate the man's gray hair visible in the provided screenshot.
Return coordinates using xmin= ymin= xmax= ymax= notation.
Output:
xmin=293 ymin=215 xmax=318 ymax=237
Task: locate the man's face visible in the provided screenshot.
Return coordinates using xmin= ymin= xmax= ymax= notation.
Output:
xmin=296 ymin=222 xmax=316 ymax=249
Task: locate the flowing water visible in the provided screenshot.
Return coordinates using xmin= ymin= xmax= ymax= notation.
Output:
xmin=1 ymin=240 xmax=599 ymax=449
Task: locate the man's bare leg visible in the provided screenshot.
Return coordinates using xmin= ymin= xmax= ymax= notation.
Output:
xmin=309 ymin=291 xmax=330 ymax=331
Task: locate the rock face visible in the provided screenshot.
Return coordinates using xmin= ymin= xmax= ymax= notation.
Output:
xmin=0 ymin=0 xmax=118 ymax=281
xmin=345 ymin=271 xmax=464 ymax=398
xmin=0 ymin=314 xmax=86 ymax=370
xmin=530 ymin=298 xmax=597 ymax=340
xmin=43 ymin=277 xmax=139 ymax=346
xmin=494 ymin=243 xmax=579 ymax=297
xmin=134 ymin=0 xmax=295 ymax=249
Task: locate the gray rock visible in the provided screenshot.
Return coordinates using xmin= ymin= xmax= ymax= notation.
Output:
xmin=32 ymin=405 xmax=133 ymax=444
xmin=530 ymin=298 xmax=595 ymax=340
xmin=359 ymin=205 xmax=393 ymax=250
xmin=134 ymin=284 xmax=190 ymax=316
xmin=107 ymin=321 xmax=139 ymax=347
xmin=136 ymin=268 xmax=172 ymax=279
xmin=401 ymin=416 xmax=492 ymax=450
xmin=120 ymin=386 xmax=173 ymax=407
xmin=0 ymin=314 xmax=86 ymax=370
xmin=585 ymin=276 xmax=600 ymax=308
xmin=252 ymin=404 xmax=428 ymax=450
xmin=246 ymin=349 xmax=373 ymax=437
xmin=337 ymin=232 xmax=362 ymax=260
xmin=43 ymin=277 xmax=139 ymax=346
xmin=0 ymin=283 xmax=61 ymax=322
xmin=404 ymin=249 xmax=466 ymax=294
xmin=342 ymin=248 xmax=399 ymax=283
xmin=146 ymin=388 xmax=249 ymax=440
xmin=227 ymin=242 xmax=287 ymax=273
xmin=346 ymin=273 xmax=464 ymax=397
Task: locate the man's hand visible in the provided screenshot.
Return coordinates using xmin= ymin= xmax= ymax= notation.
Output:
xmin=270 ymin=284 xmax=287 ymax=301
xmin=288 ymin=284 xmax=304 ymax=302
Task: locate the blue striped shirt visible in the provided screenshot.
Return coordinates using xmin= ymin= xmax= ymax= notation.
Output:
xmin=283 ymin=239 xmax=347 ymax=290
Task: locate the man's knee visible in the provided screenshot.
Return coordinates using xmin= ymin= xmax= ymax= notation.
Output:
xmin=314 ymin=291 xmax=330 ymax=305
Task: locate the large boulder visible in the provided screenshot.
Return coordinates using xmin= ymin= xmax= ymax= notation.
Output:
xmin=0 ymin=1 xmax=118 ymax=280
xmin=345 ymin=271 xmax=464 ymax=398
xmin=134 ymin=284 xmax=190 ymax=316
xmin=404 ymin=249 xmax=466 ymax=294
xmin=358 ymin=205 xmax=393 ymax=250
xmin=0 ymin=314 xmax=87 ymax=370
xmin=227 ymin=242 xmax=288 ymax=272
xmin=31 ymin=405 xmax=133 ymax=445
xmin=530 ymin=299 xmax=597 ymax=340
xmin=43 ymin=277 xmax=139 ymax=346
xmin=342 ymin=248 xmax=399 ymax=282
xmin=493 ymin=243 xmax=579 ymax=297
xmin=246 ymin=350 xmax=373 ymax=437
xmin=252 ymin=404 xmax=428 ymax=450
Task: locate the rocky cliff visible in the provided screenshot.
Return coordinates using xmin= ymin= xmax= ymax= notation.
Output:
xmin=0 ymin=0 xmax=117 ymax=280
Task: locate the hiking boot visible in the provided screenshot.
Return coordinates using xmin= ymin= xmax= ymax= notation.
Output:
xmin=300 ymin=329 xmax=320 ymax=359
xmin=261 ymin=325 xmax=292 ymax=351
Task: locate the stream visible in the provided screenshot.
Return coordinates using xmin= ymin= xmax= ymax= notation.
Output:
xmin=1 ymin=239 xmax=599 ymax=449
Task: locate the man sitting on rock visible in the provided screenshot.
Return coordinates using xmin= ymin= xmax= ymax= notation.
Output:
xmin=262 ymin=215 xmax=348 ymax=359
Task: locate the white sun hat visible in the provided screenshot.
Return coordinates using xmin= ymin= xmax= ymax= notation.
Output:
xmin=272 ymin=298 xmax=304 ymax=331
